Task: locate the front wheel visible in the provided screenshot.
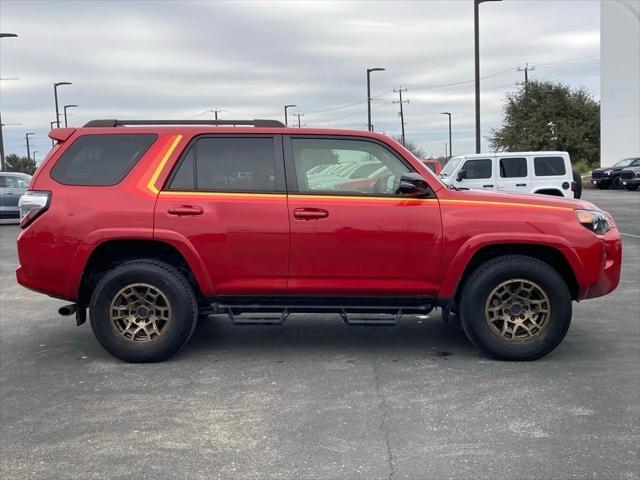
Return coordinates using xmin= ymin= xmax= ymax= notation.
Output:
xmin=89 ymin=260 xmax=198 ymax=362
xmin=459 ymin=255 xmax=572 ymax=361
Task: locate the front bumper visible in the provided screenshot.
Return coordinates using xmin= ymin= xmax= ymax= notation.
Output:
xmin=621 ymin=178 xmax=640 ymax=187
xmin=591 ymin=177 xmax=612 ymax=186
xmin=577 ymin=228 xmax=622 ymax=300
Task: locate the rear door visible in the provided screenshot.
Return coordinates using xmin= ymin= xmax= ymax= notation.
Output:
xmin=531 ymin=154 xmax=570 ymax=196
xmin=154 ymin=135 xmax=290 ymax=296
xmin=497 ymin=156 xmax=530 ymax=194
xmin=284 ymin=135 xmax=442 ymax=297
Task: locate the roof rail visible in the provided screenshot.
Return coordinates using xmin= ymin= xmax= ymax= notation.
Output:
xmin=83 ymin=119 xmax=285 ymax=128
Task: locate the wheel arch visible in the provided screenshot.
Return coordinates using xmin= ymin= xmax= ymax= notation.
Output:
xmin=76 ymin=238 xmax=214 ymax=309
xmin=442 ymin=241 xmax=581 ymax=306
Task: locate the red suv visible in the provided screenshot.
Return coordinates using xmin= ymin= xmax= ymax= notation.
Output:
xmin=16 ymin=119 xmax=622 ymax=363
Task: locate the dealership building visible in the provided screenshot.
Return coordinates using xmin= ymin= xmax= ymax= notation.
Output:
xmin=601 ymin=0 xmax=640 ymax=167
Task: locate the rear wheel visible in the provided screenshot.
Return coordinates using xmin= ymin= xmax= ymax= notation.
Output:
xmin=572 ymin=169 xmax=583 ymax=199
xmin=89 ymin=260 xmax=198 ymax=362
xmin=459 ymin=255 xmax=572 ymax=361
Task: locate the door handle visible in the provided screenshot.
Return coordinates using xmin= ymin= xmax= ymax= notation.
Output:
xmin=294 ymin=208 xmax=329 ymax=220
xmin=483 ymin=184 xmax=494 ymax=188
xmin=516 ymin=183 xmax=527 ymax=187
xmin=167 ymin=205 xmax=203 ymax=216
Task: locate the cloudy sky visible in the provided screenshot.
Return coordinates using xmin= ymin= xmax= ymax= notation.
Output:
xmin=1 ymin=0 xmax=600 ymax=161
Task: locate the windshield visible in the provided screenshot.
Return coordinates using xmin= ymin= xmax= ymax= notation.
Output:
xmin=440 ymin=157 xmax=463 ymax=177
xmin=614 ymin=158 xmax=637 ymax=168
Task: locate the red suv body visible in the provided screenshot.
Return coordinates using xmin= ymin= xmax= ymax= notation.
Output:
xmin=16 ymin=120 xmax=621 ymax=362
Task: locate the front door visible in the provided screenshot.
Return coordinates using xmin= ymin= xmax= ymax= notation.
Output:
xmin=284 ymin=136 xmax=442 ymax=297
xmin=154 ymin=135 xmax=290 ymax=296
xmin=455 ymin=158 xmax=495 ymax=191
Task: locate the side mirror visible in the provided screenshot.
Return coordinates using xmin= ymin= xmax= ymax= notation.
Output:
xmin=456 ymin=169 xmax=468 ymax=182
xmin=398 ymin=172 xmax=431 ymax=197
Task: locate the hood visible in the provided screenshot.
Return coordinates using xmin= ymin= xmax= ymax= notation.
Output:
xmin=443 ymin=187 xmax=600 ymax=211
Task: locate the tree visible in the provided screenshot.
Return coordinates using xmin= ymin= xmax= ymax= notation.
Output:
xmin=489 ymin=81 xmax=600 ymax=168
xmin=395 ymin=136 xmax=426 ymax=160
xmin=4 ymin=154 xmax=37 ymax=175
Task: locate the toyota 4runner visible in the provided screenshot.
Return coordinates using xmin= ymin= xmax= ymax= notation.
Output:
xmin=16 ymin=119 xmax=622 ymax=362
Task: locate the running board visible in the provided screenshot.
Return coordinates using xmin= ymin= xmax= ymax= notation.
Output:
xmin=339 ymin=308 xmax=403 ymax=327
xmin=225 ymin=307 xmax=291 ymax=326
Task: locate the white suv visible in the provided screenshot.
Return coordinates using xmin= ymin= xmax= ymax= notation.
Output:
xmin=439 ymin=151 xmax=579 ymax=199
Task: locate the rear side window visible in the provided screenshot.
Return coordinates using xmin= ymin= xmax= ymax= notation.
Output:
xmin=500 ymin=157 xmax=527 ymax=178
xmin=462 ymin=159 xmax=492 ymax=179
xmin=169 ymin=137 xmax=276 ymax=192
xmin=51 ymin=134 xmax=157 ymax=186
xmin=534 ymin=156 xmax=566 ymax=176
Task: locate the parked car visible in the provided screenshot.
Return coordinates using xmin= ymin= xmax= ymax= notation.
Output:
xmin=17 ymin=120 xmax=621 ymax=363
xmin=591 ymin=157 xmax=640 ymax=189
xmin=0 ymin=172 xmax=31 ymax=218
xmin=439 ymin=152 xmax=580 ymax=198
xmin=422 ymin=159 xmax=442 ymax=175
xmin=619 ymin=165 xmax=640 ymax=190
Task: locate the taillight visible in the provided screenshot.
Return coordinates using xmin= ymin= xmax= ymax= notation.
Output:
xmin=570 ymin=181 xmax=577 ymax=191
xmin=18 ymin=191 xmax=51 ymax=228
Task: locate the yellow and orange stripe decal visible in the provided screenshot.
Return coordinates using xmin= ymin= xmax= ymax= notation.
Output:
xmin=438 ymin=198 xmax=573 ymax=212
xmin=146 ymin=135 xmax=183 ymax=194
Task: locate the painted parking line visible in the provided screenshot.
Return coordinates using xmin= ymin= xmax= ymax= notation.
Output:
xmin=620 ymin=232 xmax=640 ymax=238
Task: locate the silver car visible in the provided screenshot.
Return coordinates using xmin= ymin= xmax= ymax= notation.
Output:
xmin=0 ymin=172 xmax=31 ymax=218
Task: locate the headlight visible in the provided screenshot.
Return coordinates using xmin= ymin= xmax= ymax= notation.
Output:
xmin=575 ymin=209 xmax=612 ymax=235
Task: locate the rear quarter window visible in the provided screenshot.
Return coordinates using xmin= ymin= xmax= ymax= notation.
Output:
xmin=50 ymin=134 xmax=157 ymax=186
xmin=534 ymin=156 xmax=566 ymax=176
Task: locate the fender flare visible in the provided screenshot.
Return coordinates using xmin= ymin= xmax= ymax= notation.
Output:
xmin=438 ymin=232 xmax=587 ymax=300
xmin=67 ymin=228 xmax=216 ymax=299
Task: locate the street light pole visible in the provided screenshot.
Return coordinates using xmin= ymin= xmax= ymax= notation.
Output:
xmin=474 ymin=0 xmax=501 ymax=154
xmin=25 ymin=132 xmax=35 ymax=160
xmin=284 ymin=104 xmax=297 ymax=126
xmin=441 ymin=112 xmax=452 ymax=159
xmin=367 ymin=67 xmax=386 ymax=132
xmin=63 ymin=104 xmax=78 ymax=127
xmin=53 ymin=82 xmax=72 ymax=128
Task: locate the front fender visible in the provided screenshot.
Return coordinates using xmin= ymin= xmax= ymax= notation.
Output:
xmin=438 ymin=232 xmax=587 ymax=300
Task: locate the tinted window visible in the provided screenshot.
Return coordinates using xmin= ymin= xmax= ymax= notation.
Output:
xmin=534 ymin=156 xmax=566 ymax=176
xmin=500 ymin=157 xmax=527 ymax=178
xmin=462 ymin=159 xmax=492 ymax=179
xmin=170 ymin=137 xmax=276 ymax=192
xmin=631 ymin=158 xmax=640 ymax=167
xmin=292 ymin=138 xmax=410 ymax=195
xmin=51 ymin=134 xmax=157 ymax=185
xmin=169 ymin=147 xmax=195 ymax=189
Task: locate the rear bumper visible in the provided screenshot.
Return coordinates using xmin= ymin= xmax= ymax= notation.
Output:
xmin=16 ymin=265 xmax=73 ymax=300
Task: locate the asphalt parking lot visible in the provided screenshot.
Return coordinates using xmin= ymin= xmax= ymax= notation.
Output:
xmin=1 ymin=189 xmax=638 ymax=480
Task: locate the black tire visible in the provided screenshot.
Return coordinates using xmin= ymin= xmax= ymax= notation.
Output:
xmin=595 ymin=182 xmax=609 ymax=189
xmin=89 ymin=260 xmax=198 ymax=363
xmin=572 ymin=169 xmax=582 ymax=199
xmin=611 ymin=176 xmax=622 ymax=189
xmin=459 ymin=255 xmax=572 ymax=361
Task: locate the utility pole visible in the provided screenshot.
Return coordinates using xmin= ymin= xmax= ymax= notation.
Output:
xmin=293 ymin=112 xmax=305 ymax=128
xmin=474 ymin=0 xmax=502 ymax=154
xmin=0 ymin=113 xmax=5 ymax=171
xmin=50 ymin=121 xmax=56 ymax=147
xmin=440 ymin=112 xmax=452 ymax=159
xmin=517 ymin=63 xmax=535 ymax=85
xmin=209 ymin=109 xmax=222 ymax=120
xmin=32 ymin=151 xmax=39 ymax=163
xmin=366 ymin=67 xmax=386 ymax=131
xmin=444 ymin=143 xmax=448 ymax=158
xmin=392 ymin=88 xmax=409 ymax=146
xmin=25 ymin=132 xmax=35 ymax=160
xmin=0 ymin=34 xmax=19 ymax=171
xmin=284 ymin=104 xmax=297 ymax=126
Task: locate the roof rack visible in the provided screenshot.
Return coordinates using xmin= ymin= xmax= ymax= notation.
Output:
xmin=83 ymin=119 xmax=285 ymax=128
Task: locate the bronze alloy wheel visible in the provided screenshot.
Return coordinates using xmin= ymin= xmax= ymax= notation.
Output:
xmin=484 ymin=279 xmax=551 ymax=341
xmin=109 ymin=283 xmax=172 ymax=343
